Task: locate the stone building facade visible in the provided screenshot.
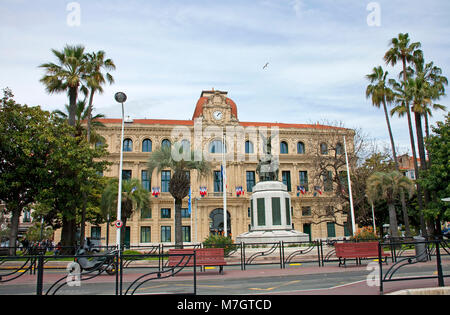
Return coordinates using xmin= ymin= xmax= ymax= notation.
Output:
xmin=85 ymin=90 xmax=355 ymax=246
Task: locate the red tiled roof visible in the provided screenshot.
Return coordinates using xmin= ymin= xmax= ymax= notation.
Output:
xmin=239 ymin=121 xmax=348 ymax=130
xmin=97 ymin=118 xmax=347 ymax=130
xmin=98 ymin=119 xmax=194 ymax=126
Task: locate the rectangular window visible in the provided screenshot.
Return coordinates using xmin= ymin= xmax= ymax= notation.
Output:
xmin=140 ymin=226 xmax=151 ymax=243
xmin=182 ymin=226 xmax=191 ymax=242
xmin=257 ymin=198 xmax=266 ymax=226
xmin=142 ymin=170 xmax=150 ymax=191
xmin=122 ymin=170 xmax=132 ymax=181
xmin=327 ymin=222 xmax=336 ymax=238
xmin=282 ymin=171 xmax=291 ymax=192
xmin=302 ymin=206 xmax=312 ymax=216
xmin=272 ymin=197 xmax=281 ymax=225
xmin=214 ymin=171 xmax=223 ymax=192
xmin=181 ymin=208 xmax=190 ymax=219
xmin=91 ymin=226 xmax=101 ymax=240
xmin=161 ymin=226 xmax=171 ymax=242
xmin=161 ymin=170 xmax=171 ymax=192
xmin=344 ymin=222 xmax=351 ymax=237
xmin=299 ymin=171 xmax=309 ymax=191
xmin=324 ymin=171 xmax=333 ymax=192
xmin=141 ymin=206 xmax=152 ymax=219
xmin=246 ymin=171 xmax=256 ymax=193
xmin=161 ymin=208 xmax=171 ymax=219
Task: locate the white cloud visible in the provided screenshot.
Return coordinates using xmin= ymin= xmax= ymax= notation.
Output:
xmin=0 ymin=0 xmax=449 ymax=153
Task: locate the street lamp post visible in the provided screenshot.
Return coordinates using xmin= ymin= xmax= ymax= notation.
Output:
xmin=114 ymin=92 xmax=127 ymax=253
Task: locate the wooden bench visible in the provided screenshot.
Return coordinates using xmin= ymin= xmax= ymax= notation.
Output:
xmin=334 ymin=242 xmax=390 ymax=267
xmin=168 ymin=248 xmax=227 ymax=274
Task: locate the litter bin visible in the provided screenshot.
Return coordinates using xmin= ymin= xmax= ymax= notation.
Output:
xmin=414 ymin=236 xmax=427 ymax=262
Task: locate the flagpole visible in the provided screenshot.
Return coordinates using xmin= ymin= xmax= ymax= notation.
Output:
xmin=343 ymin=135 xmax=356 ymax=236
xmin=222 ymin=131 xmax=227 ymax=237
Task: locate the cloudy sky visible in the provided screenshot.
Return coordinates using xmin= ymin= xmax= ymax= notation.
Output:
xmin=1 ymin=0 xmax=449 ymax=154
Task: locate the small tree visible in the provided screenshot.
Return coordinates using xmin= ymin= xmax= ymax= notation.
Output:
xmin=366 ymin=171 xmax=415 ymax=238
xmin=101 ymin=178 xmax=150 ymax=247
xmin=148 ymin=144 xmax=211 ymax=248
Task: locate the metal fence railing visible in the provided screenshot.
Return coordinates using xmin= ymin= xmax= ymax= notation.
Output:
xmin=1 ymin=237 xmax=448 ymax=295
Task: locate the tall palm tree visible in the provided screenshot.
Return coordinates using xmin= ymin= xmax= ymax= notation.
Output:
xmin=365 ymin=66 xmax=412 ymax=237
xmin=40 ymin=45 xmax=87 ymax=127
xmin=367 ymin=171 xmax=415 ymax=238
xmin=83 ymin=51 xmax=116 ymax=142
xmin=384 ymin=33 xmax=427 ymax=235
xmin=148 ymin=143 xmax=212 ymax=248
xmin=366 ymin=66 xmax=398 ymax=165
xmin=54 ymin=99 xmax=107 ymax=247
xmin=408 ymin=56 xmax=448 ymax=164
xmin=101 ymin=178 xmax=150 ymax=247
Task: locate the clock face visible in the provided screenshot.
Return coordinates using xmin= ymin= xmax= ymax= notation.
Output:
xmin=213 ymin=111 xmax=223 ymax=120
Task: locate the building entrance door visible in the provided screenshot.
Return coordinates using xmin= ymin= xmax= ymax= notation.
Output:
xmin=209 ymin=208 xmax=231 ymax=236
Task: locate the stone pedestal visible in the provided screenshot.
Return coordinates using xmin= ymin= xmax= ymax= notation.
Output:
xmin=236 ymin=181 xmax=309 ymax=244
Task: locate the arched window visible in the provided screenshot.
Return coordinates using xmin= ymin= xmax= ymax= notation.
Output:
xmin=245 ymin=140 xmax=254 ymax=154
xmin=123 ymin=139 xmax=133 ymax=152
xmin=297 ymin=142 xmax=305 ymax=154
xmin=336 ymin=143 xmax=343 ymax=155
xmin=280 ymin=141 xmax=289 ymax=154
xmin=161 ymin=139 xmax=171 ymax=149
xmin=142 ymin=139 xmax=152 ymax=152
xmin=210 ymin=140 xmax=225 ymax=153
xmin=320 ymin=143 xmax=328 ymax=155
xmin=176 ymin=139 xmax=191 ymax=155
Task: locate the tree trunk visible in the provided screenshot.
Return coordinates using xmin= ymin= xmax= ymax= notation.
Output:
xmin=401 ymin=57 xmax=426 ymax=236
xmin=60 ymin=217 xmax=77 ymax=255
xmin=382 ymin=98 xmax=411 ymax=237
xmin=68 ymin=87 xmax=78 ymax=127
xmin=80 ymin=89 xmax=94 ymax=248
xmin=87 ymin=89 xmax=94 ymax=143
xmin=388 ymin=203 xmax=399 ymax=238
xmin=8 ymin=206 xmax=20 ymax=256
xmin=414 ymin=112 xmax=435 ymax=236
xmin=79 ymin=191 xmax=87 ymax=248
xmin=174 ymin=198 xmax=183 ymax=249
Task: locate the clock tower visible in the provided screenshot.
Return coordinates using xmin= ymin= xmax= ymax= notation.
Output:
xmin=192 ymin=89 xmax=239 ymax=126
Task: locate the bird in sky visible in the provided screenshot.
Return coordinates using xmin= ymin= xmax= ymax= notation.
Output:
xmin=263 ymin=62 xmax=269 ymax=70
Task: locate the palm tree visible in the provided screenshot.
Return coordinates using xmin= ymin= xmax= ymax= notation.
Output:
xmin=384 ymin=33 xmax=427 ymax=235
xmin=148 ymin=143 xmax=212 ymax=248
xmin=366 ymin=66 xmax=398 ymax=165
xmin=367 ymin=171 xmax=415 ymax=238
xmin=408 ymin=56 xmax=448 ymax=165
xmin=101 ymin=178 xmax=150 ymax=247
xmin=39 ymin=45 xmax=87 ymax=127
xmin=83 ymin=51 xmax=116 ymax=142
xmin=53 ymin=100 xmax=106 ymax=144
xmin=53 ymin=99 xmax=107 ymax=247
xmin=365 ymin=66 xmax=412 ymax=237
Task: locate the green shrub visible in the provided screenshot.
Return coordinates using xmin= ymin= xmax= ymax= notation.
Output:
xmin=203 ymin=234 xmax=235 ymax=256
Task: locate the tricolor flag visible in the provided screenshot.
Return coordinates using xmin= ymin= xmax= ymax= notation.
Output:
xmin=199 ymin=186 xmax=207 ymax=197
xmin=314 ymin=186 xmax=322 ymax=196
xmin=297 ymin=185 xmax=306 ymax=196
xmin=152 ymin=187 xmax=160 ymax=198
xmin=236 ymin=186 xmax=244 ymax=197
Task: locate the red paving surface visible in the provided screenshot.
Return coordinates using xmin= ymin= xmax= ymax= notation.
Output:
xmin=2 ymin=260 xmax=448 ymax=295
